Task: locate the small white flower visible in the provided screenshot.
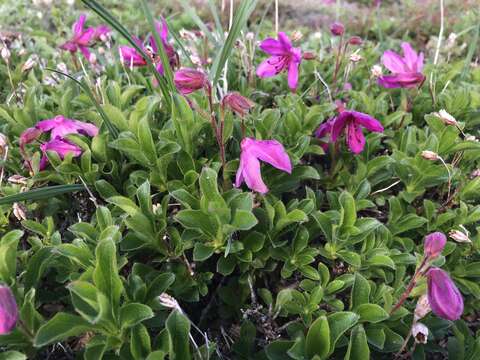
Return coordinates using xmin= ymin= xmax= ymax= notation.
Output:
xmin=1 ymin=47 xmax=11 ymax=61
xmin=449 ymin=229 xmax=471 ymax=243
xmin=421 ymin=150 xmax=439 ymax=161
xmin=158 ymin=293 xmax=181 ymax=311
xmin=245 ymin=32 xmax=255 ymax=41
xmin=350 ymin=53 xmax=363 ymax=62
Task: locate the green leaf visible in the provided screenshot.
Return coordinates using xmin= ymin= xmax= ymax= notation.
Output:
xmin=34 ymin=313 xmax=94 ymax=347
xmin=344 ymin=325 xmax=370 ymax=360
xmin=137 ymin=117 xmax=158 ymax=164
xmin=0 ymin=185 xmax=84 ymax=205
xmin=24 ymin=247 xmax=54 ymax=290
xmin=0 ymin=230 xmax=22 ymax=284
xmin=0 ymin=351 xmax=27 ymax=360
xmin=340 ymin=191 xmax=357 ymax=229
xmin=231 ymin=210 xmax=258 ymax=230
xmin=172 ymin=94 xmax=195 ymax=155
xmin=356 ymin=304 xmax=389 ymax=323
xmin=120 ymin=303 xmax=154 ymax=328
xmin=93 ymin=238 xmax=123 ymax=312
xmin=166 ymin=310 xmax=191 ymax=360
xmin=328 ymin=312 xmax=360 ymax=354
xmin=350 ymin=273 xmax=371 ymax=310
xmin=145 ymin=273 xmax=176 ymax=302
xmin=131 ymin=324 xmax=152 ymax=360
xmin=265 ymin=340 xmax=295 ymax=360
xmin=193 ymin=243 xmax=215 ymax=261
xmin=305 ymin=316 xmax=330 ymax=359
xmin=175 ymin=210 xmax=218 ymax=237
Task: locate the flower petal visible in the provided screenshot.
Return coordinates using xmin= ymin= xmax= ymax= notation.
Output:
xmin=40 ymin=139 xmax=83 ymax=159
xmin=346 ymin=122 xmax=365 ymax=154
xmin=256 ymin=56 xmax=284 ymax=78
xmin=287 ymin=59 xmax=300 ymax=91
xmin=427 ymin=268 xmax=464 ymax=321
xmin=237 ymin=150 xmax=269 ymax=193
xmin=330 ymin=113 xmax=348 ymax=142
xmin=245 ymin=138 xmax=292 ymax=174
xmin=352 ymin=111 xmax=384 ymax=132
xmin=119 ymin=46 xmax=147 ymax=66
xmin=76 ymin=27 xmax=96 ymax=46
xmin=382 ymin=50 xmax=408 ymax=73
xmin=72 ymin=14 xmax=87 ymax=37
xmin=277 ymin=32 xmax=292 ymax=52
xmin=259 ymin=38 xmax=286 ymax=56
xmin=401 ymin=42 xmax=419 ymax=71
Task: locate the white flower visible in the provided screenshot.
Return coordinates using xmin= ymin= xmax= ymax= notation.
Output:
xmin=412 ymin=322 xmax=429 ymax=344
xmin=414 ymin=294 xmax=431 ymax=321
xmin=371 ymin=64 xmax=382 ymax=77
xmin=421 ymin=150 xmax=439 ymax=161
xmin=449 ymin=229 xmax=471 ymax=243
xmin=434 ymin=109 xmax=457 ymax=126
xmin=158 ymin=293 xmax=181 ymax=311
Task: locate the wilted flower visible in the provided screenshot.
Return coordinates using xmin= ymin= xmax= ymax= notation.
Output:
xmin=434 ymin=109 xmax=457 ymax=126
xmin=222 ymin=92 xmax=254 ymax=117
xmin=8 ymin=175 xmax=27 ymax=185
xmin=0 ymin=286 xmax=18 ymax=334
xmin=119 ymin=18 xmax=177 ymax=75
xmin=427 ymin=268 xmax=464 ymax=321
xmin=371 ymin=64 xmax=383 ymax=78
xmin=174 ymin=68 xmax=209 ymax=95
xmin=59 ymin=14 xmax=110 ymax=62
xmin=158 ymin=293 xmax=181 ymax=311
xmin=421 ymin=150 xmax=439 ymax=161
xmin=21 ymin=56 xmax=36 ymax=72
xmin=314 ymin=109 xmax=383 ymax=154
xmin=256 ymin=32 xmax=302 ymax=91
xmin=378 ymin=42 xmax=425 ymax=88
xmin=330 ymin=22 xmax=345 ymax=36
xmin=412 ymin=322 xmax=429 ymax=344
xmin=449 ymin=229 xmax=471 ymax=243
xmin=302 ymin=51 xmax=316 ymax=60
xmin=235 ymin=137 xmax=292 ymax=193
xmin=424 ymin=232 xmax=446 ymax=259
xmin=12 ymin=203 xmax=27 ymax=221
xmin=414 ymin=294 xmax=431 ymax=321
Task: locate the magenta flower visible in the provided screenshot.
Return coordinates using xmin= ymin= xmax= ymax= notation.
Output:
xmin=424 ymin=232 xmax=446 ymax=259
xmin=35 ymin=115 xmax=98 ymax=140
xmin=19 ymin=116 xmax=98 ymax=170
xmin=59 ymin=14 xmax=109 ymax=61
xmin=314 ymin=110 xmax=383 ymax=154
xmin=427 ymin=268 xmax=464 ymax=321
xmin=119 ymin=18 xmax=177 ymax=75
xmin=235 ymin=137 xmax=292 ymax=194
xmin=378 ymin=42 xmax=425 ymax=89
xmin=0 ymin=285 xmax=18 ymax=335
xmin=330 ymin=22 xmax=345 ymax=36
xmin=256 ymin=32 xmax=302 ymax=91
xmin=174 ymin=68 xmax=209 ymax=95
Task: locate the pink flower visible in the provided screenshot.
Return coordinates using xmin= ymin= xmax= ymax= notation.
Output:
xmin=427 ymin=268 xmax=464 ymax=321
xmin=256 ymin=32 xmax=302 ymax=91
xmin=119 ymin=18 xmax=177 ymax=75
xmin=174 ymin=68 xmax=209 ymax=95
xmin=59 ymin=14 xmax=109 ymax=62
xmin=39 ymin=139 xmax=83 ymax=170
xmin=222 ymin=92 xmax=255 ymax=117
xmin=35 ymin=115 xmax=98 ymax=140
xmin=0 ymin=285 xmax=18 ymax=335
xmin=314 ymin=110 xmax=383 ymax=154
xmin=378 ymin=42 xmax=425 ymax=88
xmin=424 ymin=232 xmax=446 ymax=259
xmin=235 ymin=137 xmax=292 ymax=194
xmin=19 ymin=116 xmax=97 ymax=170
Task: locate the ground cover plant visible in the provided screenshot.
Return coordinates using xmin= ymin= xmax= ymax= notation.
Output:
xmin=0 ymin=0 xmax=480 ymax=359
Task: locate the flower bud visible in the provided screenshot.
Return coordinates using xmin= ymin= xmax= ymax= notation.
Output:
xmin=21 ymin=57 xmax=36 ymax=73
xmin=245 ymin=32 xmax=255 ymax=41
xmin=348 ymin=36 xmax=362 ymax=45
xmin=424 ymin=232 xmax=446 ymax=259
xmin=1 ymin=47 xmax=11 ymax=61
xmin=412 ymin=322 xmax=429 ymax=344
xmin=173 ymin=68 xmax=209 ymax=95
xmin=302 ymin=51 xmax=316 ymax=60
xmin=414 ymin=294 xmax=431 ymax=321
xmin=19 ymin=127 xmax=42 ymax=150
xmin=427 ymin=268 xmax=463 ymax=321
xmin=222 ymin=92 xmax=254 ymax=117
xmin=0 ymin=285 xmax=18 ymax=334
xmin=421 ymin=150 xmax=439 ymax=161
xmin=350 ymin=53 xmax=362 ymax=62
xmin=371 ymin=64 xmax=383 ymax=78
xmin=330 ymin=22 xmax=345 ymax=36
xmin=434 ymin=109 xmax=457 ymax=126
xmin=13 ymin=203 xmax=27 ymax=221
xmin=449 ymin=229 xmax=471 ymax=243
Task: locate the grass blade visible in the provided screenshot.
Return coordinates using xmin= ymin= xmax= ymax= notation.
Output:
xmin=207 ymin=0 xmax=224 ymax=39
xmin=0 ymin=185 xmax=84 ymax=205
xmin=47 ymin=68 xmax=119 ymax=138
xmin=139 ymin=0 xmax=176 ymax=93
xmin=210 ymin=0 xmax=257 ymax=86
xmin=81 ymin=0 xmax=172 ymax=108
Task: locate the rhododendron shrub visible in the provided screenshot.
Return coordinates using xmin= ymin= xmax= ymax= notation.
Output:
xmin=0 ymin=1 xmax=479 ymax=359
